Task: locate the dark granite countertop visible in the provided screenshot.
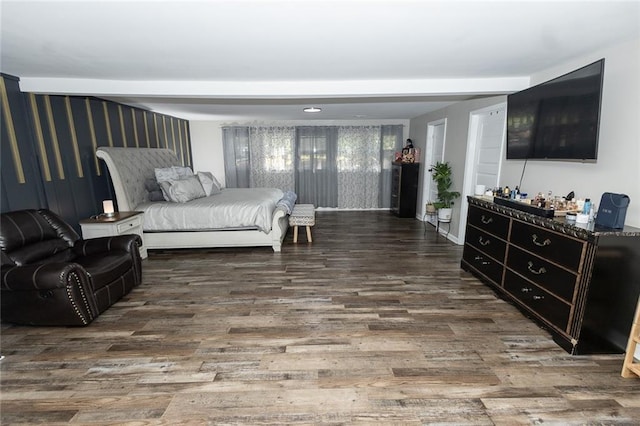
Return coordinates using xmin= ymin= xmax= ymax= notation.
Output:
xmin=468 ymin=196 xmax=640 ymax=240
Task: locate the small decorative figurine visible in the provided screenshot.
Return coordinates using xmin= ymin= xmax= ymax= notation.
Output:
xmin=401 ymin=139 xmax=416 ymax=163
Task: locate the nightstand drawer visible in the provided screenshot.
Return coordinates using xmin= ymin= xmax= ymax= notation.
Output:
xmin=510 ymin=220 xmax=584 ymax=271
xmin=463 ymin=244 xmax=504 ymax=286
xmin=506 ymin=245 xmax=578 ymax=303
xmin=117 ymin=216 xmax=142 ymax=234
xmin=467 ymin=205 xmax=510 ymax=239
xmin=504 ymin=270 xmax=571 ymax=333
xmin=465 ymin=225 xmax=507 ymax=262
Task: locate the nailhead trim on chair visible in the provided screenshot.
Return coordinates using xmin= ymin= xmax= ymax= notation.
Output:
xmin=74 ymin=272 xmax=94 ymax=322
xmin=66 ymin=272 xmax=89 ymax=325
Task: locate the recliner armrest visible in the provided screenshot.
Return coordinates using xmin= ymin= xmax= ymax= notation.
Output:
xmin=73 ymin=234 xmax=141 ymax=257
xmin=1 ymin=262 xmax=90 ymax=292
xmin=1 ymin=262 xmax=99 ymax=325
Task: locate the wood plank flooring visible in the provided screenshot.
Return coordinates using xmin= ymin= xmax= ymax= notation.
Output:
xmin=2 ymin=211 xmax=639 ymax=425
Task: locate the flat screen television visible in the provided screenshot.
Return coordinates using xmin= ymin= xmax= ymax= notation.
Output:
xmin=506 ymin=59 xmax=604 ymax=161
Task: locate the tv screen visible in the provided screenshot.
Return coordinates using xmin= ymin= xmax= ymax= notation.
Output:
xmin=506 ymin=59 xmax=604 ymax=161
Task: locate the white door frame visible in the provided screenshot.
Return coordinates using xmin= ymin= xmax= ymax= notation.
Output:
xmin=458 ymin=103 xmax=507 ymax=243
xmin=421 ymin=118 xmax=447 ymax=224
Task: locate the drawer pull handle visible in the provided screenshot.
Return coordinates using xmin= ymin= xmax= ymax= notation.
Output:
xmin=521 ymin=287 xmax=533 ymax=293
xmin=527 ymin=261 xmax=547 ymax=275
xmin=478 ymin=236 xmax=491 ymax=246
xmin=532 ymin=295 xmax=545 ymax=301
xmin=532 ymin=234 xmax=551 ymax=247
xmin=481 ymin=215 xmax=493 ymax=225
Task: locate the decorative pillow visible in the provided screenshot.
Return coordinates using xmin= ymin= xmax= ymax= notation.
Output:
xmin=196 ymin=171 xmax=221 ymax=196
xmin=154 ymin=166 xmax=194 ymax=183
xmin=155 ymin=167 xmax=177 ymax=183
xmin=148 ymin=190 xmax=165 ymax=202
xmin=145 ymin=178 xmax=161 ymax=192
xmin=172 ymin=166 xmax=194 ymax=179
xmin=211 ymin=174 xmax=223 ymax=190
xmin=159 ymin=176 xmax=206 ymax=203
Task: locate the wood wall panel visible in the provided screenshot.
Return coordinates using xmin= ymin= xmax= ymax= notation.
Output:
xmin=0 ymin=75 xmax=47 ymax=212
xmin=0 ymin=73 xmax=192 ymax=233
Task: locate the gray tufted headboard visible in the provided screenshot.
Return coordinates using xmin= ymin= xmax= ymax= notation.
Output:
xmin=96 ymin=147 xmax=182 ymax=211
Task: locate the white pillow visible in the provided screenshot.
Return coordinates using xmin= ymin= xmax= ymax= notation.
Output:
xmin=196 ymin=171 xmax=222 ymax=196
xmin=173 ymin=166 xmax=194 ymax=179
xmin=154 ymin=166 xmax=194 ymax=183
xmin=159 ymin=176 xmax=206 ymax=203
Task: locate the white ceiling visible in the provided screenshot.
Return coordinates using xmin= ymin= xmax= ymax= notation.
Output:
xmin=1 ymin=0 xmax=638 ymax=121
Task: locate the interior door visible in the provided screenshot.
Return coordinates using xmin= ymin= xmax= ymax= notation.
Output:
xmin=423 ymin=119 xmax=446 ymax=225
xmin=459 ymin=104 xmax=506 ymax=242
xmin=473 ymin=107 xmax=505 ymax=191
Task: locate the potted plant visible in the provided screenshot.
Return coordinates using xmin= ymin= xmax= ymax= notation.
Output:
xmin=430 ymin=161 xmax=460 ymax=223
xmin=425 ymin=201 xmax=436 ymax=214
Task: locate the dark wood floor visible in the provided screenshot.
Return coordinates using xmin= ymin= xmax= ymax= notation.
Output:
xmin=2 ymin=211 xmax=639 ymax=425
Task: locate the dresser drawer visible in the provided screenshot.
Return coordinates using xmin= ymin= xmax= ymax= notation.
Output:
xmin=467 ymin=205 xmax=510 ymax=239
xmin=504 ymin=270 xmax=571 ymax=333
xmin=465 ymin=225 xmax=507 ymax=262
xmin=510 ymin=220 xmax=584 ymax=271
xmin=463 ymin=245 xmax=504 ymax=286
xmin=506 ymin=245 xmax=578 ymax=303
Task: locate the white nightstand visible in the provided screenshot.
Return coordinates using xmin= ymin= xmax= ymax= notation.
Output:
xmin=79 ymin=211 xmax=147 ymax=259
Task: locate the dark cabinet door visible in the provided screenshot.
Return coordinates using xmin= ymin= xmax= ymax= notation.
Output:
xmin=390 ymin=163 xmax=419 ymax=218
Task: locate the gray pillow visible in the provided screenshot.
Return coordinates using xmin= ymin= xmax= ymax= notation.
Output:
xmin=159 ymin=176 xmax=206 ymax=203
xmin=196 ymin=171 xmax=221 ymax=196
xmin=155 ymin=166 xmax=194 ymax=183
xmin=148 ymin=190 xmax=165 ymax=201
xmin=173 ymin=166 xmax=193 ymax=179
xmin=145 ymin=178 xmax=161 ymax=192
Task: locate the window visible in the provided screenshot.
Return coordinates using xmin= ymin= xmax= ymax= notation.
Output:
xmin=223 ymin=125 xmax=403 ymax=209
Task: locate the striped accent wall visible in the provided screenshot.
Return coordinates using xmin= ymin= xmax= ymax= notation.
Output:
xmin=0 ymin=73 xmax=192 ymax=232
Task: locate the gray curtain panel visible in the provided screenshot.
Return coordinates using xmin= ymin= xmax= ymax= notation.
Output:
xmin=222 ymin=126 xmax=251 ymax=188
xmin=222 ymin=124 xmax=403 ymax=209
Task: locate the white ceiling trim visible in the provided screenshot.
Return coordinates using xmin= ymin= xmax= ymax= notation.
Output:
xmin=18 ymin=76 xmax=531 ymax=99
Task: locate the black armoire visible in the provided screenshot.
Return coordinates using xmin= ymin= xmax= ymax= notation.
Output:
xmin=390 ymin=162 xmax=419 ymax=218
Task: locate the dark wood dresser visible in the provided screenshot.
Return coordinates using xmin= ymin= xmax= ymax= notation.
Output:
xmin=462 ymin=196 xmax=640 ymax=354
xmin=390 ymin=162 xmax=419 ymax=218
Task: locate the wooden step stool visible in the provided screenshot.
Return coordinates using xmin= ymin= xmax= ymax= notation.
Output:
xmin=622 ymin=295 xmax=640 ymax=378
xmin=289 ymin=204 xmax=315 ymax=243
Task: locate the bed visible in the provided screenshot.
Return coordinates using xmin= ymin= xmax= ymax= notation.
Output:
xmin=96 ymin=147 xmax=290 ymax=252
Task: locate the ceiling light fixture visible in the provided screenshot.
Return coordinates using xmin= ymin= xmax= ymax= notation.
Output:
xmin=303 ymin=107 xmax=322 ymax=113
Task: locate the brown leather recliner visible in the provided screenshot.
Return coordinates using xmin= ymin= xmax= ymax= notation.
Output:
xmin=1 ymin=209 xmax=142 ymax=326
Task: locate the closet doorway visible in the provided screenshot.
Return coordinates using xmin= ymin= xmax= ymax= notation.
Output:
xmin=422 ymin=118 xmax=446 ymax=226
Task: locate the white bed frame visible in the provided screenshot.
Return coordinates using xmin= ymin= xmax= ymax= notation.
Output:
xmin=96 ymin=147 xmax=288 ymax=252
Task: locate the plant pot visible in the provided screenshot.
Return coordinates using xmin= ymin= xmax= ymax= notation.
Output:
xmin=438 ymin=208 xmax=452 ymax=222
xmin=426 ymin=204 xmax=436 ymax=214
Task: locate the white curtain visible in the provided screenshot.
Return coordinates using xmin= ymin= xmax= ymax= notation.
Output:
xmin=337 ymin=126 xmax=381 ymax=209
xmin=249 ymin=126 xmax=295 ymax=191
xmin=222 ymin=125 xmax=403 ymax=209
